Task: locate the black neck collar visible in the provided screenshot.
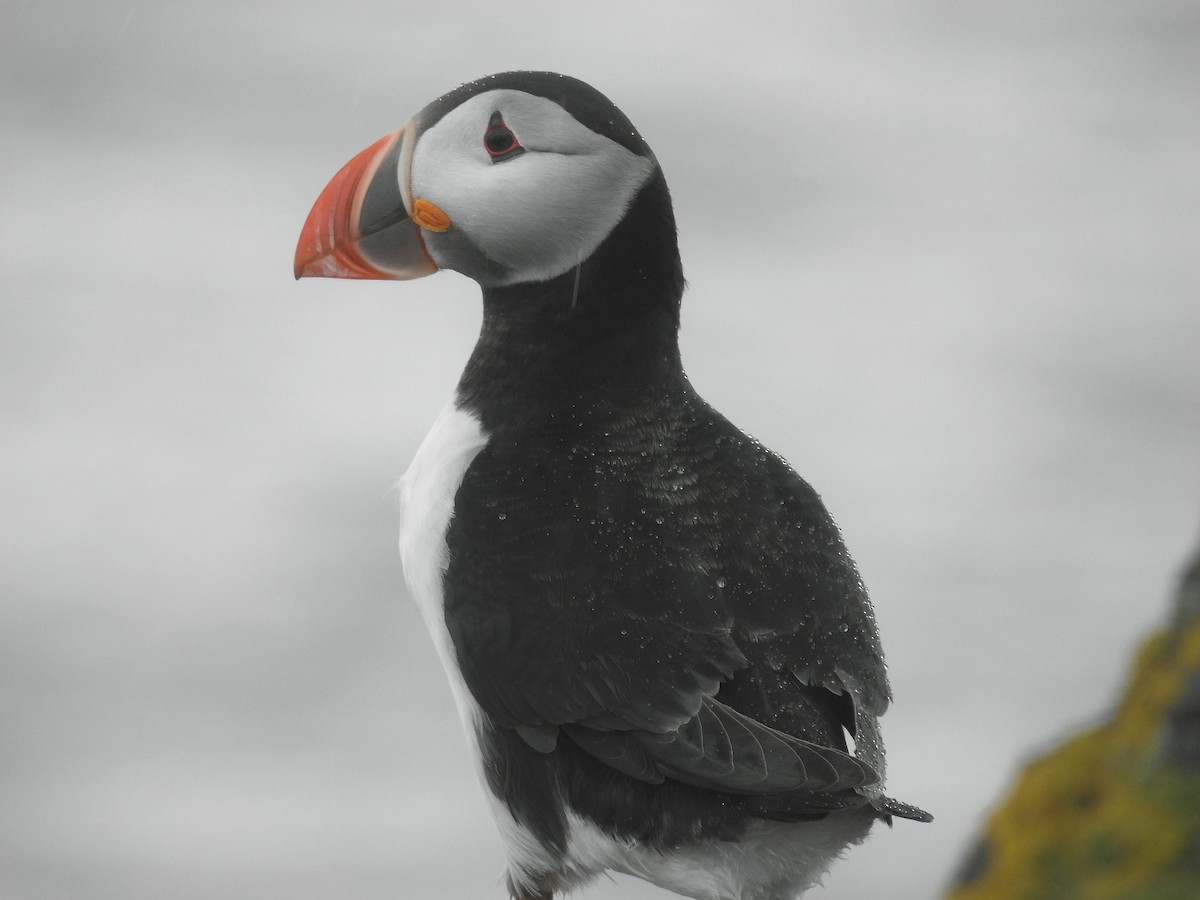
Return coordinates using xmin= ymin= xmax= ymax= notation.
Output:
xmin=455 ymin=169 xmax=688 ymax=434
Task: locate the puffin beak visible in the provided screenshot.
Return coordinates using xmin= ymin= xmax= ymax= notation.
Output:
xmin=294 ymin=123 xmax=440 ymax=280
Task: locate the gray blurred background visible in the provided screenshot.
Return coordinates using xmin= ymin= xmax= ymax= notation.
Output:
xmin=3 ymin=1 xmax=1198 ymax=898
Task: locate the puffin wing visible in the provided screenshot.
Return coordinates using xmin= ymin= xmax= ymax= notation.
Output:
xmin=442 ymin=388 xmax=889 ymax=793
xmin=566 ymin=696 xmax=876 ymax=794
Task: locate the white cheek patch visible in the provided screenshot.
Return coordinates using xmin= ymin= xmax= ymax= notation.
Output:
xmin=411 ymin=90 xmax=655 ymax=286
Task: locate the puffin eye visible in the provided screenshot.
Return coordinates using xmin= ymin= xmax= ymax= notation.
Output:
xmin=484 ymin=112 xmax=525 ymax=162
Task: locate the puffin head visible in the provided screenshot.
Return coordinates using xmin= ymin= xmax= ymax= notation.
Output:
xmin=294 ymin=72 xmax=672 ymax=292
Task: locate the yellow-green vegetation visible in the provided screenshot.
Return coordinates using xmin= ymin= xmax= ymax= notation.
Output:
xmin=947 ymin=613 xmax=1200 ymax=900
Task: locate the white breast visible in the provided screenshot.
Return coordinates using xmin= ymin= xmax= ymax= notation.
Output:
xmin=398 ymin=401 xmax=564 ymax=888
xmin=397 ymin=400 xmax=489 ymax=728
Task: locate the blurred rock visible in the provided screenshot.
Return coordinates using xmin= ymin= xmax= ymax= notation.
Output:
xmin=946 ymin=529 xmax=1200 ymax=899
xmin=1160 ymin=546 xmax=1200 ymax=771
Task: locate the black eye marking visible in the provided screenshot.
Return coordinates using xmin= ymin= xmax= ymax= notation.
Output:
xmin=484 ymin=110 xmax=525 ymax=163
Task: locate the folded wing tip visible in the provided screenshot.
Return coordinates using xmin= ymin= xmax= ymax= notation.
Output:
xmin=873 ymin=795 xmax=933 ymax=824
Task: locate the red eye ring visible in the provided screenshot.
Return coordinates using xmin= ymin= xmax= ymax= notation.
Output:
xmin=484 ymin=112 xmax=525 ymax=162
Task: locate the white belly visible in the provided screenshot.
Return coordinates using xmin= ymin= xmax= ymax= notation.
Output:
xmin=565 ymin=808 xmax=874 ymax=900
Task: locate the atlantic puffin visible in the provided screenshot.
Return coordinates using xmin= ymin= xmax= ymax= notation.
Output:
xmin=295 ymin=71 xmax=929 ymax=900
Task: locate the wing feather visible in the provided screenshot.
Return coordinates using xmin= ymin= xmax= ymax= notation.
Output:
xmin=444 ymin=387 xmax=891 ymax=802
xmin=619 ymin=698 xmax=876 ymax=795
